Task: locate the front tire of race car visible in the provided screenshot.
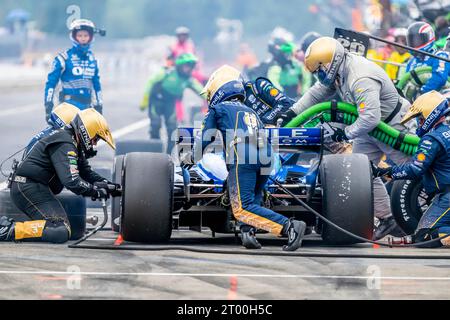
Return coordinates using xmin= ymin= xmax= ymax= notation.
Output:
xmin=319 ymin=154 xmax=374 ymax=245
xmin=120 ymin=152 xmax=174 ymax=243
xmin=390 ymin=179 xmax=430 ymax=235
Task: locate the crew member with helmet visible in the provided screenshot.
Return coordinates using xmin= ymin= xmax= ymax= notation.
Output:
xmin=266 ymin=38 xmax=303 ymax=99
xmin=140 ymin=53 xmax=204 ymax=154
xmin=23 ymin=103 xmax=80 ymax=160
xmin=296 ymin=32 xmax=321 ymax=94
xmin=44 ymin=19 xmax=104 ymax=123
xmin=278 ymin=37 xmax=413 ymax=240
xmin=372 ymin=91 xmax=450 ymax=247
xmin=247 ymin=38 xmax=303 ymax=99
xmin=405 ymin=21 xmax=450 ymax=95
xmin=2 ymin=109 xmax=120 ymax=244
xmin=167 ymin=26 xmax=196 ymax=66
xmin=181 ymin=65 xmax=307 ymax=251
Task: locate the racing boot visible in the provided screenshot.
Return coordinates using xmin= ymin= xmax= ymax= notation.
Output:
xmin=240 ymin=226 xmax=262 ymax=249
xmin=0 ymin=216 xmax=15 ymax=241
xmin=373 ymin=216 xmax=405 ymax=241
xmin=282 ymin=219 xmax=307 ymax=252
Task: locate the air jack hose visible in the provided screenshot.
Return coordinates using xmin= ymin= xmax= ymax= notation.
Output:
xmin=285 ymin=102 xmax=420 ymax=156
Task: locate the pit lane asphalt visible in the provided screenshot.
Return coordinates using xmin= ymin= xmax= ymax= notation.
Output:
xmin=1 ymin=84 xmax=450 ymax=300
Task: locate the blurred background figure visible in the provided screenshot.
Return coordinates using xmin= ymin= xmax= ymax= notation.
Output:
xmin=235 ymin=43 xmax=258 ymax=73
xmin=140 ymin=53 xmax=203 ymax=154
xmin=385 ymin=28 xmax=411 ymax=82
xmin=167 ymin=26 xmax=196 ymax=67
xmin=44 ymin=19 xmax=103 ymax=124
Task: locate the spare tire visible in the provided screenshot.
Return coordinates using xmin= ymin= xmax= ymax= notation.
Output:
xmin=111 ymin=155 xmax=125 ymax=232
xmin=390 ymin=179 xmax=431 ymax=235
xmin=0 ymin=189 xmax=86 ymax=240
xmin=121 ymin=153 xmax=174 ymax=243
xmin=319 ymin=154 xmax=374 ymax=245
xmin=115 ymin=139 xmax=163 ymax=156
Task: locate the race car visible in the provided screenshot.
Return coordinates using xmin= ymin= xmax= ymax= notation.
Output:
xmin=111 ymin=127 xmax=375 ymax=245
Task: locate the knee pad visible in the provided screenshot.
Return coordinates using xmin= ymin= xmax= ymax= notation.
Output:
xmin=41 ymin=221 xmax=70 ymax=244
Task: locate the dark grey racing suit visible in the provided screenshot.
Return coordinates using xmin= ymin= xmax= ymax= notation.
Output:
xmin=291 ymin=53 xmax=415 ymax=219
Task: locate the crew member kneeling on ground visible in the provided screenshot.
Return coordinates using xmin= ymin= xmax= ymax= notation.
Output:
xmin=181 ymin=65 xmax=307 ymax=251
xmin=1 ymin=109 xmax=120 ymax=244
xmin=373 ymin=91 xmax=450 ymax=247
xmin=22 ymin=102 xmax=80 ymax=160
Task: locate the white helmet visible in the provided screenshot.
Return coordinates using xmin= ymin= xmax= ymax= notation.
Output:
xmin=69 ymin=19 xmax=96 ymax=44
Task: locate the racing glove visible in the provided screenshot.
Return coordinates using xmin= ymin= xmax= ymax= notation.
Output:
xmin=91 ymin=185 xmax=109 ymax=201
xmin=277 ymin=109 xmax=297 ymax=127
xmin=45 ymin=102 xmax=54 ymax=124
xmin=324 ymin=123 xmax=348 ymax=143
xmin=94 ymin=180 xmax=122 ymax=198
xmin=370 ymin=161 xmax=393 ymax=178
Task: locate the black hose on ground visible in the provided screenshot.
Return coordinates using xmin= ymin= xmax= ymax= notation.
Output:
xmin=269 ymin=178 xmax=450 ymax=249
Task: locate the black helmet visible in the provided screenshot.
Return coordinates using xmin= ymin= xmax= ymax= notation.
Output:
xmin=407 ymin=21 xmax=435 ymax=52
xmin=299 ymin=32 xmax=321 ymax=53
xmin=268 ymin=38 xmax=295 ymax=65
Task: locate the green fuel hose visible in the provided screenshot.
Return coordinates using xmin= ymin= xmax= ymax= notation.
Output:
xmin=284 ymin=101 xmax=420 ymax=156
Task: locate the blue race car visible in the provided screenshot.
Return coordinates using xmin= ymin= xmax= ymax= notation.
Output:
xmin=114 ymin=127 xmax=374 ymax=245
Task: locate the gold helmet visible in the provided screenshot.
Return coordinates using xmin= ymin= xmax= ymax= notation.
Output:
xmin=71 ymin=108 xmax=115 ymax=158
xmin=200 ymin=65 xmax=245 ymax=108
xmin=401 ymin=91 xmax=450 ymax=137
xmin=304 ymin=37 xmax=345 ymax=87
xmin=50 ymin=103 xmax=80 ymax=128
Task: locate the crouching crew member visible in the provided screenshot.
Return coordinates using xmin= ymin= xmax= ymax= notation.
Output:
xmin=373 ymin=91 xmax=450 ymax=247
xmin=1 ymin=109 xmax=120 ymax=243
xmin=181 ymin=65 xmax=307 ymax=251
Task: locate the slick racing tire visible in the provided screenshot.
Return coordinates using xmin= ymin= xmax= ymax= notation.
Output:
xmin=86 ymin=166 xmax=112 ymax=209
xmin=319 ymin=154 xmax=374 ymax=245
xmin=115 ymin=139 xmax=163 ymax=156
xmin=121 ymin=152 xmax=174 ymax=243
xmin=390 ymin=179 xmax=431 ymax=235
xmin=111 ymin=155 xmax=125 ymax=232
xmin=0 ymin=189 xmax=86 ymax=240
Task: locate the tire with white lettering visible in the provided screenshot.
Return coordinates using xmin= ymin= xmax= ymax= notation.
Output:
xmin=111 ymin=155 xmax=124 ymax=232
xmin=0 ymin=189 xmax=86 ymax=240
xmin=115 ymin=139 xmax=163 ymax=156
xmin=390 ymin=179 xmax=431 ymax=235
xmin=121 ymin=153 xmax=173 ymax=243
xmin=319 ymin=154 xmax=374 ymax=245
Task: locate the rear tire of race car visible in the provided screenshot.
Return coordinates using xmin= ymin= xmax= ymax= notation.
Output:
xmin=390 ymin=179 xmax=430 ymax=235
xmin=319 ymin=154 xmax=374 ymax=245
xmin=111 ymin=155 xmax=125 ymax=232
xmin=121 ymin=152 xmax=174 ymax=243
xmin=0 ymin=189 xmax=86 ymax=241
xmin=115 ymin=139 xmax=163 ymax=156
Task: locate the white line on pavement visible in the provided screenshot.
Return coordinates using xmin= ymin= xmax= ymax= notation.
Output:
xmin=0 ymin=104 xmax=40 ymax=118
xmin=0 ymin=270 xmax=448 ymax=281
xmin=97 ymin=118 xmax=149 ymax=148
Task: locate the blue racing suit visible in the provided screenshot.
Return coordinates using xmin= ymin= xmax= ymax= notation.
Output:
xmin=45 ymin=45 xmax=102 ymax=111
xmin=391 ymin=122 xmax=450 ymax=246
xmin=244 ymin=77 xmax=294 ymax=125
xmin=193 ymin=100 xmax=289 ymax=235
xmin=406 ymin=49 xmax=450 ymax=94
